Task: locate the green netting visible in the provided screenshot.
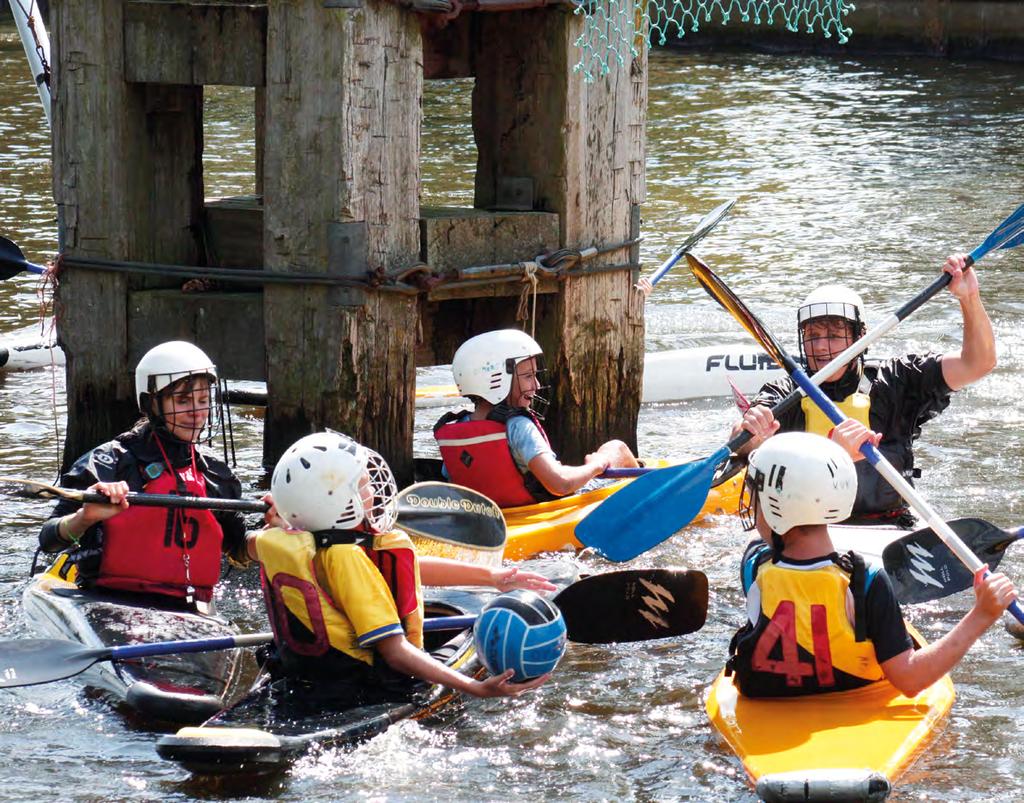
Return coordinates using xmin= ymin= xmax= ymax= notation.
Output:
xmin=573 ymin=0 xmax=855 ymax=81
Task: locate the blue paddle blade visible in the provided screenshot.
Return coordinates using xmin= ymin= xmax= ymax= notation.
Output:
xmin=576 ymin=445 xmax=732 ymax=562
xmin=970 ymin=202 xmax=1024 ymax=261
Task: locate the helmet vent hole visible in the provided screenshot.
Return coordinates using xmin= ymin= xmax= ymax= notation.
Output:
xmin=300 ymin=457 xmax=311 ymax=469
xmin=314 ymin=445 xmax=327 ymax=452
xmin=285 ymin=469 xmax=291 ymax=483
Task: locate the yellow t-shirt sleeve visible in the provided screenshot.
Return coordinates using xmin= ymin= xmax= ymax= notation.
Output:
xmin=320 ymin=546 xmax=405 ymax=647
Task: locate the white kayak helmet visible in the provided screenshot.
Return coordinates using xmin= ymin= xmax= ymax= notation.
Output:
xmin=797 ymin=285 xmax=867 ymax=374
xmin=451 ymin=329 xmax=545 ymax=406
xmin=740 ymin=432 xmax=857 ymax=536
xmin=270 ymin=430 xmax=398 ymax=534
xmin=797 ymin=284 xmax=866 ymax=338
xmin=135 ymin=340 xmax=218 ymax=412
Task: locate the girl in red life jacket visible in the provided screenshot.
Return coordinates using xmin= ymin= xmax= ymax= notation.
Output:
xmin=38 ymin=341 xmax=249 ymax=606
xmin=246 ymin=429 xmax=557 ymax=698
xmin=434 ymin=329 xmax=641 ymax=507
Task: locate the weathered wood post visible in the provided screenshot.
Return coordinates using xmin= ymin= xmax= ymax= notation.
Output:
xmin=262 ymin=0 xmax=423 ymax=481
xmin=52 ymin=0 xmax=205 ymax=468
xmin=472 ymin=9 xmax=647 ymax=462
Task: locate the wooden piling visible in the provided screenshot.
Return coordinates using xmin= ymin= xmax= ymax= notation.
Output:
xmin=472 ymin=9 xmax=647 ymax=462
xmin=261 ymin=0 xmax=422 ymax=481
xmin=53 ymin=0 xmax=205 ymax=468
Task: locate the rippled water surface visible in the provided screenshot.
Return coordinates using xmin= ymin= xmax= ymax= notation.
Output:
xmin=2 ymin=24 xmax=1024 ymax=801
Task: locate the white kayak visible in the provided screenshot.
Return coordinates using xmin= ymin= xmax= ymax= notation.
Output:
xmin=416 ymin=342 xmax=785 ymax=408
xmin=0 ymin=339 xmax=64 ymax=371
xmin=3 ymin=337 xmax=784 ymax=406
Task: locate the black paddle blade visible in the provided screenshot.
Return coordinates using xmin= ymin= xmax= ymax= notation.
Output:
xmin=0 ymin=236 xmax=32 ymax=280
xmin=0 ymin=639 xmax=110 ymax=688
xmin=883 ymin=518 xmax=1024 ymax=605
xmin=554 ymin=569 xmax=708 ymax=643
xmin=396 ymin=482 xmax=506 ymax=551
xmin=687 ymin=253 xmax=787 ymax=365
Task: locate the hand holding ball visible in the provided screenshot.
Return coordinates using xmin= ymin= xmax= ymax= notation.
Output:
xmin=473 ymin=590 xmax=567 ymax=682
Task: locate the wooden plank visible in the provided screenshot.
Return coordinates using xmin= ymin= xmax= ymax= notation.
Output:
xmin=124 ymin=1 xmax=267 ymax=87
xmin=128 ymin=290 xmax=265 ymax=380
xmin=419 ymin=206 xmax=561 ymax=273
xmin=425 ymin=275 xmax=559 ymax=302
xmin=204 ymin=196 xmax=264 ymax=267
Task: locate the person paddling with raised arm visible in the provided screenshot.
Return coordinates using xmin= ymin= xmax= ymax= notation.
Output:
xmin=247 ymin=430 xmax=556 ymax=699
xmin=731 ymin=255 xmax=995 ymax=526
xmin=728 ymin=428 xmax=1016 ymax=698
xmin=37 ymin=341 xmax=249 ymax=607
xmin=434 ymin=329 xmax=641 ymax=508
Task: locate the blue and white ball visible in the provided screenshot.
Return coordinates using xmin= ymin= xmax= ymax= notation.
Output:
xmin=473 ymin=590 xmax=567 ymax=682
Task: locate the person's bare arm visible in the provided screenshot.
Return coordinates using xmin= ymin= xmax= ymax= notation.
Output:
xmin=939 ymin=254 xmax=997 ymax=391
xmin=374 ymin=635 xmax=548 ymax=698
xmin=527 ymin=452 xmax=609 ymax=497
xmin=881 ymin=570 xmax=1016 ymax=697
xmin=418 ymin=557 xmax=556 ymax=593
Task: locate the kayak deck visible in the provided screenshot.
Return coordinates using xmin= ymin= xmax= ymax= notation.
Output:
xmin=22 ymin=564 xmax=255 ymax=724
xmin=705 ymin=623 xmax=954 ymax=802
xmin=156 ymin=594 xmax=485 ymax=775
xmin=503 ymin=466 xmax=742 ymax=560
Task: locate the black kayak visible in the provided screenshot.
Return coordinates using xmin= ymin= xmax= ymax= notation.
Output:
xmin=156 ymin=588 xmax=487 ymax=776
xmin=22 ymin=558 xmax=257 ymax=724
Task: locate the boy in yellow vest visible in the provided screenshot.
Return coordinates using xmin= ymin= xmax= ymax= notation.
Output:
xmin=246 ymin=430 xmax=555 ymax=698
xmin=728 ymin=428 xmax=1015 ymax=698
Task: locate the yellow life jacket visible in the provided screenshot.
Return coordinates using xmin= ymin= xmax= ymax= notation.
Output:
xmin=729 ymin=550 xmax=884 ymax=697
xmin=257 ymin=527 xmax=424 ymax=669
xmin=801 ymin=391 xmax=870 ymax=436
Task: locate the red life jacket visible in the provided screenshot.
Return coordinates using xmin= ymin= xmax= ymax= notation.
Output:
xmin=433 ymin=407 xmax=553 ymax=508
xmin=97 ymin=449 xmax=223 ymax=602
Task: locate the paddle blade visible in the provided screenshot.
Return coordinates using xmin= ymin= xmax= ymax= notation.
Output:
xmin=554 ymin=569 xmax=709 ymax=643
xmin=0 ymin=639 xmax=108 ymax=688
xmin=576 ymin=446 xmax=731 ymax=562
xmin=0 ymin=236 xmax=45 ymax=280
xmin=971 ymin=202 xmax=1024 ymax=261
xmin=883 ymin=518 xmax=1024 ymax=605
xmin=396 ymin=482 xmax=506 ymax=551
xmin=687 ymin=253 xmax=787 ymax=365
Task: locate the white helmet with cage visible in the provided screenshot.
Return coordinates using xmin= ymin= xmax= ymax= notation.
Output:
xmin=134 ymin=340 xmax=218 ymax=412
xmin=739 ymin=432 xmax=857 ymax=536
xmin=451 ymin=329 xmax=545 ymax=405
xmin=270 ymin=430 xmax=398 ymax=534
xmin=797 ymin=285 xmax=867 ymax=372
xmin=797 ymin=284 xmax=866 ymax=337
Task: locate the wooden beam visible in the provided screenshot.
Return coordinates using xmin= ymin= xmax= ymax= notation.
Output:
xmin=124 ymin=1 xmax=267 ymax=87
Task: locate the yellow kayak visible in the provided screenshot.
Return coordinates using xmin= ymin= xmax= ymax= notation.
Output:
xmin=502 ymin=463 xmax=742 ymax=561
xmin=705 ymin=622 xmax=954 ymax=802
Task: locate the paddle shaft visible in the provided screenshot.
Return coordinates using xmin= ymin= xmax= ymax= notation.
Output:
xmin=48 ymin=487 xmax=267 ymax=513
xmin=787 ymin=355 xmax=1024 ymax=625
xmin=110 ymin=632 xmax=272 ymax=661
